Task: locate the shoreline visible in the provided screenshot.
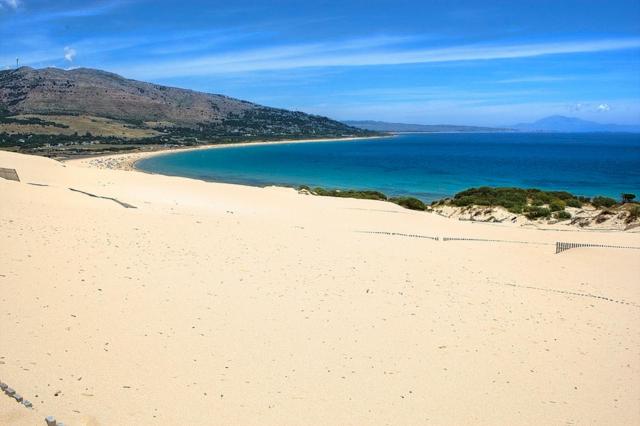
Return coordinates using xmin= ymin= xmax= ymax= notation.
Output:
xmin=65 ymin=134 xmax=640 ymax=232
xmin=66 ymin=135 xmax=391 ymax=172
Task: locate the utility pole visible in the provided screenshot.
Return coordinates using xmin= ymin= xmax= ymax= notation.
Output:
xmin=16 ymin=58 xmax=19 ymax=69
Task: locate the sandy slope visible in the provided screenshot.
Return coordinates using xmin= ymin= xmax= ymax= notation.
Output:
xmin=1 ymin=150 xmax=639 ymax=425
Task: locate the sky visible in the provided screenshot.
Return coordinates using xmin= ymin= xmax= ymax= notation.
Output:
xmin=1 ymin=0 xmax=640 ymax=126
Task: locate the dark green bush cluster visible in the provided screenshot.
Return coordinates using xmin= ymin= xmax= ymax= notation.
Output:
xmin=592 ymin=196 xmax=617 ymax=208
xmin=548 ymin=199 xmax=566 ymax=212
xmin=525 ymin=206 xmax=551 ymax=219
xmin=389 ymin=197 xmax=426 ymax=211
xmin=452 ymin=187 xmax=528 ymax=213
xmin=450 ymin=186 xmax=630 ymax=221
xmin=0 ymin=116 xmax=69 ymax=128
xmin=310 ymin=187 xmax=388 ymax=201
xmin=451 ymin=187 xmax=585 ymax=215
xmin=566 ymin=198 xmax=582 ymax=208
xmin=529 ymin=190 xmax=572 ymax=206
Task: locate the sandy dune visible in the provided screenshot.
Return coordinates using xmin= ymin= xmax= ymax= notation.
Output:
xmin=1 ymin=149 xmax=639 ymax=425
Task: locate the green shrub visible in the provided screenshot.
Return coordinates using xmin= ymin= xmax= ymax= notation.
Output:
xmin=306 ymin=186 xmax=427 ymax=211
xmin=452 ymin=187 xmax=528 ymax=212
xmin=547 ymin=191 xmax=577 ymax=201
xmin=554 ymin=210 xmax=572 ymax=220
xmin=566 ymin=198 xmax=582 ymax=208
xmin=592 ymin=196 xmax=617 ymax=208
xmin=548 ymin=199 xmax=566 ymax=212
xmin=390 ymin=197 xmax=426 ymax=211
xmin=525 ymin=206 xmax=551 ymax=219
xmin=622 ymin=193 xmax=636 ymax=203
xmin=628 ymin=205 xmax=640 ymax=222
xmin=450 ymin=187 xmax=584 ymax=215
xmin=310 ymin=187 xmax=387 ymax=201
xmin=530 ymin=191 xmax=553 ymax=206
xmin=340 ymin=190 xmax=387 ymax=201
xmin=507 ymin=204 xmax=525 ymax=214
xmin=308 ymin=185 xmax=387 ymax=201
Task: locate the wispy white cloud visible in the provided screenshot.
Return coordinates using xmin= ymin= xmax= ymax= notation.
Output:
xmin=117 ymin=37 xmax=640 ymax=79
xmin=64 ymin=46 xmax=77 ymax=62
xmin=0 ymin=31 xmax=223 ymax=69
xmin=4 ymin=0 xmax=122 ymax=24
xmin=0 ymin=0 xmax=20 ymax=10
xmin=597 ymin=103 xmax=611 ymax=112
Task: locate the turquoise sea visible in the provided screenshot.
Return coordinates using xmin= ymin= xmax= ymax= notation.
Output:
xmin=136 ymin=133 xmax=640 ymax=202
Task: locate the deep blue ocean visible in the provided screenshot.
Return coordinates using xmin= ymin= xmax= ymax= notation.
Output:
xmin=136 ymin=133 xmax=640 ymax=202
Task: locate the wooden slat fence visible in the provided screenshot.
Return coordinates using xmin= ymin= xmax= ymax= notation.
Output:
xmin=356 ymin=232 xmax=640 ymax=255
xmin=442 ymin=237 xmax=551 ymax=246
xmin=555 ymin=241 xmax=640 ymax=254
xmin=0 ymin=167 xmax=19 ymax=182
xmin=356 ymin=230 xmax=439 ymax=241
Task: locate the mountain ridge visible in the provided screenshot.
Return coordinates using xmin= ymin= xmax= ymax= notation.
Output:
xmin=345 ymin=116 xmax=640 ymax=133
xmin=0 ymin=67 xmax=374 ymax=151
xmin=512 ymin=115 xmax=640 ymax=133
xmin=343 ymin=120 xmax=509 ymax=133
xmin=0 ymin=66 xmax=256 ymax=125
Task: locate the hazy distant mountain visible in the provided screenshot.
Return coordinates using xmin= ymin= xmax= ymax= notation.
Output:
xmin=512 ymin=115 xmax=640 ymax=133
xmin=343 ymin=120 xmax=509 ymax=133
xmin=0 ymin=67 xmax=371 ymax=139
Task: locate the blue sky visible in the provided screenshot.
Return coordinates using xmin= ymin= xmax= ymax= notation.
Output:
xmin=1 ymin=0 xmax=640 ymax=126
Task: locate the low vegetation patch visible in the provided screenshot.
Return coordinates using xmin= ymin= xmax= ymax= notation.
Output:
xmin=450 ymin=187 xmax=588 ymax=214
xmin=591 ymin=196 xmax=617 ymax=208
xmin=389 ymin=197 xmax=426 ymax=211
xmin=548 ymin=199 xmax=566 ymax=212
xmin=0 ymin=116 xmax=69 ymax=128
xmin=298 ymin=186 xmax=426 ymax=211
xmin=566 ymin=198 xmax=582 ymax=208
xmin=435 ymin=187 xmax=639 ymax=226
xmin=294 ymin=183 xmax=640 ymax=230
xmin=525 ymin=206 xmax=551 ymax=219
xmin=305 ymin=186 xmax=388 ymax=201
xmin=554 ymin=210 xmax=572 ymax=220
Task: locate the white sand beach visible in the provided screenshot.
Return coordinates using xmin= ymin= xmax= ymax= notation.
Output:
xmin=1 ymin=149 xmax=639 ymax=425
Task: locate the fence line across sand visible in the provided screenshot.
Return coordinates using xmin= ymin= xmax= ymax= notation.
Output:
xmin=355 ymin=230 xmax=439 ymax=240
xmin=0 ymin=167 xmax=20 ymax=182
xmin=357 ymin=230 xmax=640 ymax=255
xmin=441 ymin=236 xmax=552 ymax=246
